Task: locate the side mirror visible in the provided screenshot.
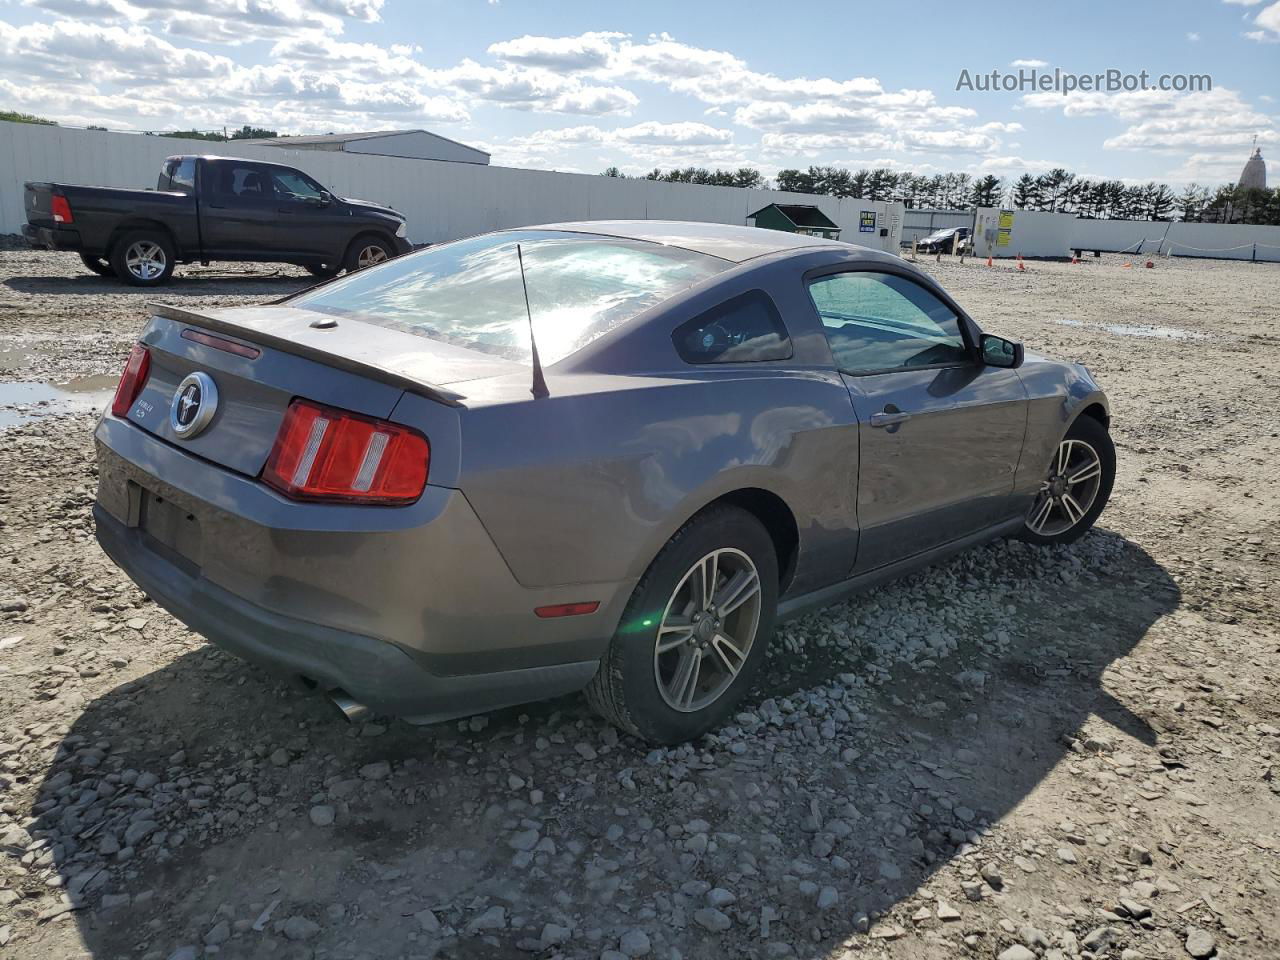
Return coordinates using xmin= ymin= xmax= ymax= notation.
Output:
xmin=306 ymin=191 xmax=332 ymax=207
xmin=980 ymin=333 xmax=1024 ymax=369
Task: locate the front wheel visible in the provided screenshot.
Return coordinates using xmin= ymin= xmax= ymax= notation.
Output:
xmin=1020 ymin=415 xmax=1115 ymax=546
xmin=586 ymin=505 xmax=778 ymax=744
xmin=342 ymin=235 xmax=394 ymax=273
xmin=79 ymin=253 xmax=115 ymax=277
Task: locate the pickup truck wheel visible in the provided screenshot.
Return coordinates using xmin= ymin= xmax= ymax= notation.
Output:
xmin=110 ymin=231 xmax=175 ymax=286
xmin=78 ymin=254 xmax=115 ymax=278
xmin=305 ymin=264 xmax=340 ymax=279
xmin=343 ymin=236 xmax=393 ymax=273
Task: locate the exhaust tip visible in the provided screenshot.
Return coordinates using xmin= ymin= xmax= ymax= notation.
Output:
xmin=329 ymin=690 xmax=369 ymax=723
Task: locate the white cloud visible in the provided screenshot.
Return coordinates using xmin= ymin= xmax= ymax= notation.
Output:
xmin=1249 ymin=0 xmax=1280 ymax=38
xmin=1187 ymin=32 xmax=1200 ymax=41
xmin=487 ymin=32 xmax=624 ymax=71
xmin=1022 ymin=87 xmax=1277 ymax=153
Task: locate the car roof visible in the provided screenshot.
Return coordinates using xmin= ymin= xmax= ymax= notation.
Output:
xmin=166 ymin=154 xmax=307 ymax=173
xmin=524 ymin=219 xmax=881 ymax=264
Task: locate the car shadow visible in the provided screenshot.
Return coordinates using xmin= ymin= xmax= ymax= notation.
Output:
xmin=26 ymin=529 xmax=1177 ymax=959
xmin=3 ymin=273 xmax=315 ymax=297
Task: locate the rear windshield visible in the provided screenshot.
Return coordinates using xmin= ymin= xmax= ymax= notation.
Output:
xmin=288 ymin=230 xmax=730 ymax=365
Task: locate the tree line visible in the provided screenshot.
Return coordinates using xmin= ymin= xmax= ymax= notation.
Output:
xmin=603 ymin=164 xmax=1280 ymax=226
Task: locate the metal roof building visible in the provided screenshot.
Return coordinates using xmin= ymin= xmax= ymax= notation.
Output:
xmin=236 ymin=129 xmax=490 ymax=165
xmin=747 ymin=203 xmax=842 ymax=239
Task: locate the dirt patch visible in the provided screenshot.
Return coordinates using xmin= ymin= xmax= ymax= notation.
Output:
xmin=1 ymin=249 xmax=1277 ymax=960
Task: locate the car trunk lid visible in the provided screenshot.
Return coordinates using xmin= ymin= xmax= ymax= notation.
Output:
xmin=123 ymin=303 xmax=515 ymax=479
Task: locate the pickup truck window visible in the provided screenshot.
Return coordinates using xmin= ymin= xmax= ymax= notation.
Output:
xmin=270 ymin=169 xmax=325 ymax=203
xmin=159 ymin=158 xmax=196 ymax=193
xmin=209 ymin=163 xmax=273 ymax=201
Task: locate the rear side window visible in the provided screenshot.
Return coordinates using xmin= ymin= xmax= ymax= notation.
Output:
xmin=208 ymin=163 xmax=273 ymax=201
xmin=808 ymin=271 xmax=970 ymax=373
xmin=673 ymin=290 xmax=792 ymax=364
xmin=158 ymin=158 xmax=195 ymax=193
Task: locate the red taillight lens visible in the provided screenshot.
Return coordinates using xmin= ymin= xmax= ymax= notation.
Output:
xmin=263 ymin=399 xmax=429 ymax=505
xmin=51 ymin=194 xmax=73 ymax=224
xmin=111 ymin=344 xmax=150 ymax=418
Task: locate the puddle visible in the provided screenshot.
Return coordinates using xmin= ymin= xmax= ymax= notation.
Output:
xmin=0 ymin=379 xmax=115 ymax=430
xmin=1048 ymin=318 xmax=1208 ymax=341
xmin=1101 ymin=323 xmax=1209 ymax=341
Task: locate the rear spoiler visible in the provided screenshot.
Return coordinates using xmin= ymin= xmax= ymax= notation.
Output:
xmin=146 ymin=302 xmax=467 ymax=407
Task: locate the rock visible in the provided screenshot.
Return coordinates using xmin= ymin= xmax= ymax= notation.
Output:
xmin=816 ymin=886 xmax=838 ymax=910
xmin=575 ymin=742 xmax=598 ymax=761
xmin=1184 ymin=927 xmax=1216 ymax=958
xmin=416 ymin=909 xmax=440 ymax=934
xmin=283 ymin=916 xmax=320 ymax=941
xmin=1082 ymin=926 xmax=1120 ymax=952
xmin=998 ymin=948 xmax=1036 ymax=960
xmin=936 ymin=900 xmax=960 ymax=921
xmin=204 ymin=920 xmax=230 ymax=945
xmin=1118 ymin=897 xmax=1151 ymax=920
xmin=878 ymin=860 xmax=901 ymax=881
xmin=693 ymin=907 xmax=732 ymax=932
xmin=359 ymin=761 xmax=391 ymax=780
xmin=0 ymin=635 xmax=22 ymax=651
xmin=706 ymin=888 xmax=736 ymax=908
xmin=468 ymin=905 xmax=507 ymax=931
xmin=980 ymin=863 xmax=1004 ymax=889
xmin=269 ymin=748 xmax=291 ymax=767
xmin=124 ymin=820 xmax=158 ymax=846
xmin=0 ymin=599 xmax=29 ymax=613
xmin=166 ymin=948 xmax=198 ymax=960
xmin=309 ymin=805 xmax=335 ymax=827
xmin=619 ymin=929 xmax=651 ymax=957
xmin=509 ymin=829 xmax=540 ymax=851
xmin=1057 ymin=847 xmax=1078 ymax=864
xmin=540 ymin=922 xmax=570 ymax=946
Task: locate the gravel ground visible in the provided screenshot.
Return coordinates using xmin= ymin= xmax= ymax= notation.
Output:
xmin=1 ymin=246 xmax=1277 ymax=960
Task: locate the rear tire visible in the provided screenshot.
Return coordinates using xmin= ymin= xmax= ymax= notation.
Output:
xmin=305 ymin=263 xmax=340 ymax=279
xmin=1019 ymin=414 xmax=1115 ymax=546
xmin=109 ymin=230 xmax=175 ymax=286
xmin=342 ymin=235 xmax=394 ymax=273
xmin=79 ymin=254 xmax=115 ymax=277
xmin=586 ymin=505 xmax=778 ymax=744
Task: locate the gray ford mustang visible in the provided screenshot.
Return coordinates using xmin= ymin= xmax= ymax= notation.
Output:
xmin=93 ymin=221 xmax=1114 ymax=744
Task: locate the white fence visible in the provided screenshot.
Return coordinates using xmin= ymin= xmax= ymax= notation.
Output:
xmin=971 ymin=206 xmax=1280 ymax=262
xmin=0 ymin=120 xmax=904 ymax=253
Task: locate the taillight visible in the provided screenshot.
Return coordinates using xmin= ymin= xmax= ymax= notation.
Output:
xmin=263 ymin=399 xmax=429 ymax=505
xmin=51 ymin=194 xmax=73 ymax=224
xmin=111 ymin=344 xmax=150 ymax=418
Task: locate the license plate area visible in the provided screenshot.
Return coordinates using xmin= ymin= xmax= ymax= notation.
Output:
xmin=139 ymin=487 xmax=203 ymax=573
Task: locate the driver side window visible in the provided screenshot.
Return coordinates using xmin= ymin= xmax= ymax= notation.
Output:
xmin=808 ymin=271 xmax=970 ymax=373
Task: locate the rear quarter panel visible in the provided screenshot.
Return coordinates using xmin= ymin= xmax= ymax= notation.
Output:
xmin=48 ymin=184 xmax=198 ymax=257
xmin=457 ymin=370 xmax=860 ymax=596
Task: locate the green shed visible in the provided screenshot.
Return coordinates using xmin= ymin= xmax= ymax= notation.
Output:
xmin=747 ymin=203 xmax=841 ymax=239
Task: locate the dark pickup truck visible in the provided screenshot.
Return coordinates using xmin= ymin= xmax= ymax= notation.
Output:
xmin=23 ymin=155 xmax=412 ymax=286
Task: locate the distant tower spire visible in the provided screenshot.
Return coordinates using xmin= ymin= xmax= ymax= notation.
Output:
xmin=1238 ymin=136 xmax=1266 ymax=191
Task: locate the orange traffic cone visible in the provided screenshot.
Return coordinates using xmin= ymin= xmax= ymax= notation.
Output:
xmin=1071 ymin=254 xmax=1080 ymax=264
xmin=1016 ymin=254 xmax=1025 ymax=272
xmin=985 ymin=255 xmax=993 ymax=267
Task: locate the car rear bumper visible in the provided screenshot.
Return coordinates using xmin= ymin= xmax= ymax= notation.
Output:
xmin=95 ymin=505 xmax=597 ymax=720
xmin=93 ymin=413 xmax=632 ymax=722
xmin=23 ymin=222 xmax=82 ymax=251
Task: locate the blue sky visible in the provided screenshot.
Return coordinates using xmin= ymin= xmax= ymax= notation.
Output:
xmin=1 ymin=0 xmax=1275 ymax=187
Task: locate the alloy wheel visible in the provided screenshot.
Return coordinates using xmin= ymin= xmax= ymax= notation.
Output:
xmin=356 ymin=245 xmax=388 ymax=269
xmin=124 ymin=241 xmax=166 ymax=281
xmin=653 ymin=548 xmax=762 ymax=713
xmin=1025 ymin=438 xmax=1103 ymax=537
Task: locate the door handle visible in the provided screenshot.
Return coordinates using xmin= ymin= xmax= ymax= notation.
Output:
xmin=870 ymin=410 xmax=912 ymax=428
